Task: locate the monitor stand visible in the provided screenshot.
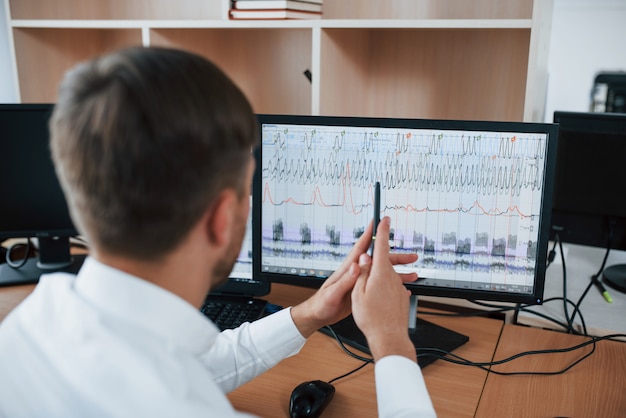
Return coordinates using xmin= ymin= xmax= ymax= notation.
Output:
xmin=602 ymin=264 xmax=626 ymax=293
xmin=0 ymin=237 xmax=86 ymax=286
xmin=319 ymin=296 xmax=469 ymax=368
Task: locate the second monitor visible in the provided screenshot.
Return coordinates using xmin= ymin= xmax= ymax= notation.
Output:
xmin=256 ymin=114 xmax=558 ymax=365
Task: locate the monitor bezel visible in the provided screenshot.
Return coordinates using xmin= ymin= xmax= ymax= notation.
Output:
xmin=256 ymin=114 xmax=558 ymax=305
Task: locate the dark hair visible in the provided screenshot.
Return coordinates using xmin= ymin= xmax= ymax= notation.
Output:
xmin=50 ymin=46 xmax=258 ymax=260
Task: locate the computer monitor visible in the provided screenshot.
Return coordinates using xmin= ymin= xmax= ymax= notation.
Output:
xmin=210 ymin=147 xmax=269 ymax=297
xmin=0 ymin=105 xmax=268 ymax=296
xmin=0 ymin=104 xmax=85 ymax=285
xmin=552 ymin=111 xmax=626 ymax=293
xmin=257 ymin=114 xmax=558 ymax=366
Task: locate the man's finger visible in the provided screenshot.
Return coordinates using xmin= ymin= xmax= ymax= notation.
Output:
xmin=373 ymin=216 xmax=391 ymax=260
xmin=389 ymin=252 xmax=418 ymax=266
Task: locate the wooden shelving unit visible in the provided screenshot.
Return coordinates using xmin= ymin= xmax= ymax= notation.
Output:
xmin=5 ymin=0 xmax=553 ymax=122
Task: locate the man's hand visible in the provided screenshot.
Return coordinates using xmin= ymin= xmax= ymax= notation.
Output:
xmin=351 ymin=216 xmax=417 ymax=362
xmin=290 ymin=218 xmax=418 ymax=338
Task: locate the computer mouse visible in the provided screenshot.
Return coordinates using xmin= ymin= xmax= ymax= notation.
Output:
xmin=289 ymin=379 xmax=335 ymax=418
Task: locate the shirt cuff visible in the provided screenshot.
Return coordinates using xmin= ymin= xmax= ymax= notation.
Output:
xmin=248 ymin=307 xmax=307 ymax=363
xmin=374 ymin=355 xmax=437 ymax=418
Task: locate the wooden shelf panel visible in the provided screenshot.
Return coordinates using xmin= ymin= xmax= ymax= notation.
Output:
xmin=150 ymin=28 xmax=313 ymax=115
xmin=13 ymin=28 xmax=143 ymax=102
xmin=8 ymin=1 xmax=550 ymax=120
xmin=9 ymin=19 xmax=533 ymax=30
xmin=320 ymin=28 xmax=530 ymax=121
xmin=323 ymin=0 xmax=534 ymax=20
xmin=8 ymin=0 xmax=225 ymax=20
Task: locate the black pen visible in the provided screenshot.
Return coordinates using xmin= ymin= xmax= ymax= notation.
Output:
xmin=370 ymin=181 xmax=381 ymax=257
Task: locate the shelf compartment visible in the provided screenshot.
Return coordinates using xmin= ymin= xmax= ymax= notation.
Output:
xmin=150 ymin=28 xmax=312 ymax=115
xmin=320 ymin=28 xmax=530 ymax=121
xmin=8 ymin=0 xmax=226 ymax=20
xmin=322 ymin=0 xmax=534 ymax=20
xmin=13 ymin=28 xmax=143 ymax=102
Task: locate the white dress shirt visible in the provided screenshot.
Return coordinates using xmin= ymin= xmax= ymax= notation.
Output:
xmin=0 ymin=257 xmax=435 ymax=417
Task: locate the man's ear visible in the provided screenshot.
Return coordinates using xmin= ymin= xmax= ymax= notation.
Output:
xmin=205 ymin=189 xmax=238 ymax=246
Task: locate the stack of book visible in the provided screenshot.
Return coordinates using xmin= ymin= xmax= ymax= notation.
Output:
xmin=230 ymin=0 xmax=322 ymax=20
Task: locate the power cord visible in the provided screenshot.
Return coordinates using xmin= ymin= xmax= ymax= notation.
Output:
xmin=553 ymin=232 xmax=577 ymax=334
xmin=572 ymin=220 xmax=614 ymax=327
xmin=325 ymin=317 xmax=625 ymax=378
xmin=421 ymin=297 xmax=587 ymax=334
xmin=546 ymin=237 xmax=559 ymax=268
xmin=5 ymin=238 xmax=34 ymax=269
xmin=323 ymin=325 xmax=373 ymax=385
xmin=415 ymin=333 xmax=625 ymax=376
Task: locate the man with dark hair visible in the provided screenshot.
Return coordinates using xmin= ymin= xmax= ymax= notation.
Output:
xmin=0 ymin=47 xmax=435 ymax=417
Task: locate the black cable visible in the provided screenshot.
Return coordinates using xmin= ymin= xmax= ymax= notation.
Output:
xmin=555 ymin=233 xmax=576 ymax=334
xmin=512 ymin=302 xmax=522 ymax=325
xmin=327 ymin=360 xmax=372 ymax=385
xmin=419 ymin=340 xmax=596 ymax=376
xmin=527 ymin=297 xmax=588 ymax=334
xmin=546 ymin=238 xmax=558 ymax=268
xmin=323 ymin=325 xmax=373 ymax=363
xmin=5 ymin=238 xmax=33 ymax=269
xmin=415 ymin=334 xmax=626 ymax=376
xmin=419 ymin=297 xmax=585 ymax=334
xmin=462 ymin=298 xmax=582 ymax=332
xmin=572 ymin=221 xmax=614 ymax=334
xmin=323 ymin=325 xmax=374 ymax=385
xmin=326 ymin=313 xmax=625 ymax=379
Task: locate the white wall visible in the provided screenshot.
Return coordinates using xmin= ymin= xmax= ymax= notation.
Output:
xmin=0 ymin=0 xmax=17 ymax=102
xmin=544 ymin=0 xmax=626 ymax=121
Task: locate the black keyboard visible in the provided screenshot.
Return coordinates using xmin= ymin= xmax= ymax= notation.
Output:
xmin=201 ymin=297 xmax=267 ymax=330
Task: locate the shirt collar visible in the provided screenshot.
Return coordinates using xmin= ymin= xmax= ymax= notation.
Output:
xmin=74 ymin=256 xmax=218 ymax=356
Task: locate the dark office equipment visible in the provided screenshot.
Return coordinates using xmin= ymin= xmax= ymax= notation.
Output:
xmin=201 ymin=297 xmax=268 ymax=330
xmin=289 ymin=380 xmax=335 ymax=418
xmin=0 ymin=104 xmax=84 ymax=285
xmin=256 ymin=114 xmax=558 ymax=366
xmin=0 ymin=105 xmax=270 ymax=309
xmin=552 ymin=111 xmax=626 ymax=293
xmin=590 ymin=72 xmax=626 ymax=113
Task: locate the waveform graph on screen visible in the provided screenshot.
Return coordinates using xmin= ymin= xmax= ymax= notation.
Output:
xmin=261 ymin=121 xmax=548 ymax=293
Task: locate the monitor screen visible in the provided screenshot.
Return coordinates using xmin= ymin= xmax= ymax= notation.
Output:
xmin=0 ymin=104 xmax=76 ymax=241
xmin=258 ymin=115 xmax=558 ymax=305
xmin=551 ymin=111 xmax=626 ymax=251
xmin=0 ymin=104 xmax=85 ymax=285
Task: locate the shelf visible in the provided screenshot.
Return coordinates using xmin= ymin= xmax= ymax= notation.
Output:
xmin=322 ymin=0 xmax=535 ymax=20
xmin=8 ymin=0 xmax=228 ymax=20
xmin=6 ymin=0 xmax=553 ymax=121
xmin=151 ymin=28 xmax=313 ymax=115
xmin=10 ymin=19 xmax=534 ymax=30
xmin=320 ymin=28 xmax=530 ymax=120
xmin=12 ymin=28 xmax=142 ymax=102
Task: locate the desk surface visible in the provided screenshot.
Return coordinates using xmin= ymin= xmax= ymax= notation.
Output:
xmin=228 ymin=284 xmax=503 ymax=418
xmin=477 ymin=324 xmax=626 ymax=417
xmin=1 ymin=278 xmax=625 ymax=417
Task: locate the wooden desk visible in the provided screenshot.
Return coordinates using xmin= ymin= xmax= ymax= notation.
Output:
xmin=476 ymin=324 xmax=626 ymax=418
xmin=228 ymin=283 xmax=504 ymax=418
xmin=3 ymin=280 xmax=623 ymax=417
